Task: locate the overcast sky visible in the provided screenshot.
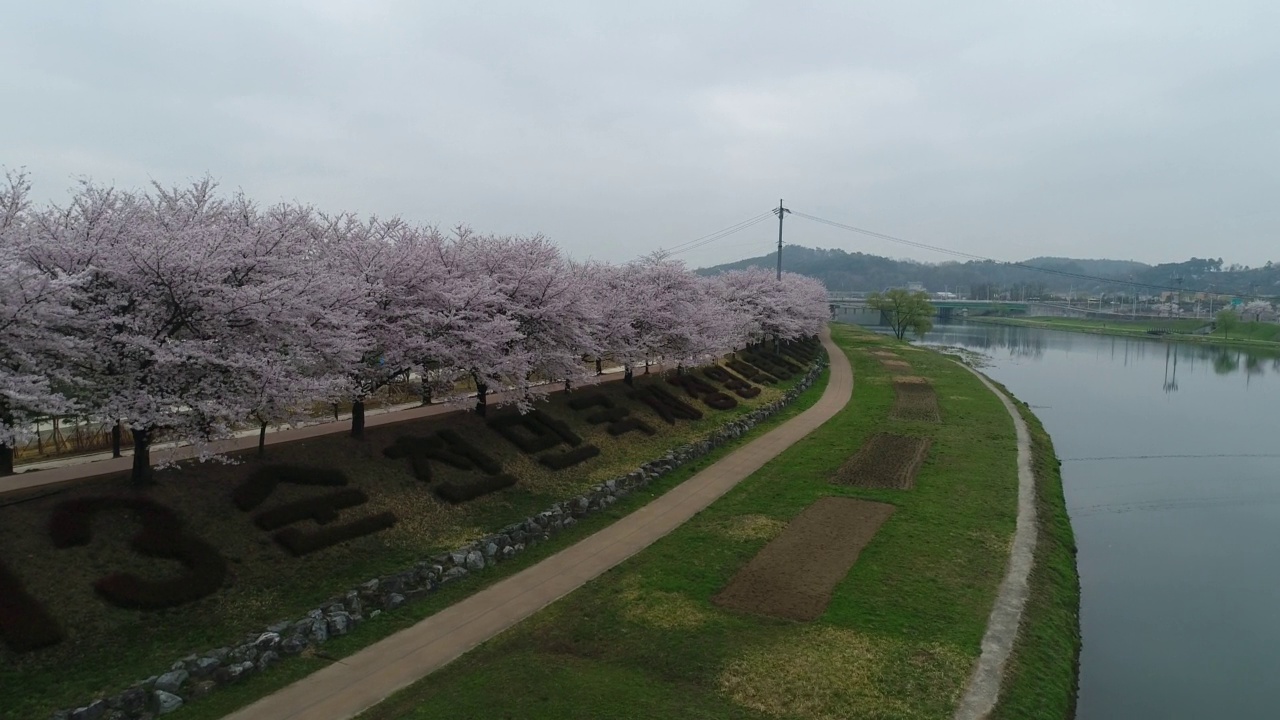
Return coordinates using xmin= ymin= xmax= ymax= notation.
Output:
xmin=3 ymin=1 xmax=1278 ymax=268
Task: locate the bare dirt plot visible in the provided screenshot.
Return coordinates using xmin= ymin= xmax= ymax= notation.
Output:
xmin=831 ymin=433 xmax=932 ymax=489
xmin=712 ymin=497 xmax=895 ymax=621
xmin=891 ymin=378 xmax=941 ymax=423
xmin=880 ymin=359 xmax=913 ymax=373
xmin=870 ymin=350 xmax=900 ymax=359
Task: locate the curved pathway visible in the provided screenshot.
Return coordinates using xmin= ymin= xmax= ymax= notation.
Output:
xmin=224 ymin=328 xmax=854 ymax=720
xmin=953 ymin=364 xmax=1038 ymax=719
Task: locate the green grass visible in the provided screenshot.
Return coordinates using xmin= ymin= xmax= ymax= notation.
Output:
xmin=358 ymin=325 xmax=1068 ymax=720
xmin=989 ymin=389 xmax=1081 ymax=719
xmin=0 ymin=362 xmax=819 ymax=720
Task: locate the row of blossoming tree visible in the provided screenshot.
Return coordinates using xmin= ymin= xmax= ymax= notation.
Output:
xmin=0 ymin=173 xmax=830 ymax=483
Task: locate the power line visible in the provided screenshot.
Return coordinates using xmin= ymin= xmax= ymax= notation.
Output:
xmin=791 ymin=210 xmax=1274 ymax=300
xmin=666 ymin=213 xmax=774 ymax=257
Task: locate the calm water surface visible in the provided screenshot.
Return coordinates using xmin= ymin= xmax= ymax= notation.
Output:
xmin=913 ymin=323 xmax=1280 ymax=720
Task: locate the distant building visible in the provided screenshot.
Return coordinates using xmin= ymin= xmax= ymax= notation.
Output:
xmin=906 ymin=281 xmax=926 ymax=293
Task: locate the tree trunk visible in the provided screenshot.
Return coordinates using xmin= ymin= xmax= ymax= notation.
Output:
xmin=111 ymin=421 xmax=122 ymax=458
xmin=350 ymin=400 xmax=366 ymax=439
xmin=0 ymin=444 xmax=13 ymax=477
xmin=475 ymin=382 xmax=488 ymax=417
xmin=131 ymin=428 xmax=153 ymax=487
xmin=332 ymin=403 xmax=340 ymax=421
xmin=595 ymin=358 xmax=602 ymax=376
xmin=644 ymin=359 xmax=650 ymax=375
xmin=624 ymin=365 xmax=634 ymax=387
xmin=564 ymin=378 xmax=572 ymax=393
xmin=258 ymin=421 xmax=268 ymax=458
xmin=420 ymin=383 xmax=433 ymax=407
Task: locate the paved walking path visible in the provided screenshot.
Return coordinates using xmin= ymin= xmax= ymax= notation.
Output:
xmin=223 ymin=328 xmax=853 ymax=720
xmin=953 ymin=363 xmax=1038 ymax=720
xmin=0 ymin=364 xmax=655 ymax=497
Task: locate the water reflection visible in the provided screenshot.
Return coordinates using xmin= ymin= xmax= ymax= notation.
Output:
xmin=896 ymin=321 xmax=1280 ymax=719
xmin=916 ymin=323 xmax=1278 ymax=393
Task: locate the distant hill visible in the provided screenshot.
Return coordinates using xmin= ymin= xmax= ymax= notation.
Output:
xmin=697 ymin=246 xmax=1280 ymax=298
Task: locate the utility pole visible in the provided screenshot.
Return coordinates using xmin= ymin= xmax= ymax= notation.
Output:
xmin=774 ymin=199 xmax=790 ymax=280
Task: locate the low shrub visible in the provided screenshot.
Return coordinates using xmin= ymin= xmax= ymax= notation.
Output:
xmin=586 ymin=407 xmax=630 ymax=424
xmin=233 ymin=465 xmax=348 ymax=511
xmin=727 ymin=359 xmax=777 ymax=384
xmin=537 ymin=411 xmax=583 ymax=446
xmin=488 ymin=410 xmax=583 ymax=454
xmin=273 ymin=511 xmax=399 ymax=556
xmin=568 ymin=394 xmax=612 ymax=411
xmin=630 ymin=385 xmax=703 ymax=424
xmin=384 ymin=433 xmax=501 ymax=482
xmin=538 ymin=445 xmax=602 ymax=470
xmin=734 ymin=386 xmax=762 ymax=399
xmin=0 ymin=560 xmax=63 ymax=653
xmin=49 ymin=497 xmax=228 ymax=610
xmin=667 ymin=373 xmax=718 ymax=398
xmin=434 ymin=474 xmax=519 ymax=504
xmin=701 ymin=392 xmax=738 ymax=410
xmin=743 ymin=353 xmax=795 ymax=379
xmin=702 ymin=365 xmax=733 ymax=383
xmin=606 ymin=418 xmax=655 ymax=437
xmin=253 ymin=488 xmax=370 ymax=531
xmin=436 ymin=429 xmax=504 ymax=475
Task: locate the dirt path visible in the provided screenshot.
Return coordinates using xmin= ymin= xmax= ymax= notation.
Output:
xmin=220 ymin=328 xmax=853 ymax=720
xmin=952 ymin=363 xmax=1038 ymax=720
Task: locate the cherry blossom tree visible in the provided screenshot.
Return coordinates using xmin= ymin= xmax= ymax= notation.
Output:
xmin=0 ymin=171 xmax=82 ymax=475
xmin=220 ymin=199 xmax=365 ymax=455
xmin=435 ymin=230 xmax=594 ymax=414
xmin=316 ymin=214 xmax=445 ymax=438
xmin=5 ymin=171 xmax=834 ymax=481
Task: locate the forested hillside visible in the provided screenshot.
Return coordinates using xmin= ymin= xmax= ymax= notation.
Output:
xmin=699 ymin=246 xmax=1280 ymax=298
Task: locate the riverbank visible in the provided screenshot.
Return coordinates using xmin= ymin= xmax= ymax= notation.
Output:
xmin=356 ymin=325 xmax=1080 ymax=719
xmin=970 ymin=316 xmax=1280 ymax=351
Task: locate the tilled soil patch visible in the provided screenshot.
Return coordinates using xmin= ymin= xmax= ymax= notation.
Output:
xmin=880 ymin=359 xmax=913 ymax=372
xmin=870 ymin=350 xmax=900 ymax=359
xmin=891 ymin=377 xmax=941 ymax=423
xmin=831 ymin=433 xmax=932 ymax=489
xmin=712 ymin=497 xmax=896 ymax=621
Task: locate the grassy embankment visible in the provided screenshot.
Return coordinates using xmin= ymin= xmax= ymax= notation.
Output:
xmin=359 ymin=325 xmax=1081 ymax=720
xmin=989 ymin=385 xmax=1081 ymax=719
xmin=0 ymin=360 xmax=820 ymax=720
xmin=971 ymin=315 xmax=1280 ymax=349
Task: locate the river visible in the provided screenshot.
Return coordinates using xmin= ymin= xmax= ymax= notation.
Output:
xmin=911 ymin=323 xmax=1280 ymax=720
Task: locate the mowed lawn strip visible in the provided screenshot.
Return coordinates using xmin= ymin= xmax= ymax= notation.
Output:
xmin=358 ymin=324 xmax=1026 ymax=720
xmin=0 ymin=362 xmax=817 ymax=720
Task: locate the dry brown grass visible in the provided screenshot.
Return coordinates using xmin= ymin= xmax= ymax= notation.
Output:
xmin=718 ymin=626 xmax=971 ymax=720
xmin=617 ymin=577 xmax=711 ymax=631
xmin=890 ymin=379 xmax=941 ymax=423
xmin=717 ymin=514 xmax=788 ymax=542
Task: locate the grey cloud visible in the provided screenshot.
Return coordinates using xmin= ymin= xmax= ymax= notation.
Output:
xmin=3 ymin=1 xmax=1277 ymax=267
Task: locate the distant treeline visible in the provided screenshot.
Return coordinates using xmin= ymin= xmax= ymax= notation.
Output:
xmin=699 ymin=246 xmax=1280 ymax=299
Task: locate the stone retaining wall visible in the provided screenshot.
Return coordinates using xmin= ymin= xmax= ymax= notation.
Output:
xmin=52 ymin=359 xmax=826 ymax=720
